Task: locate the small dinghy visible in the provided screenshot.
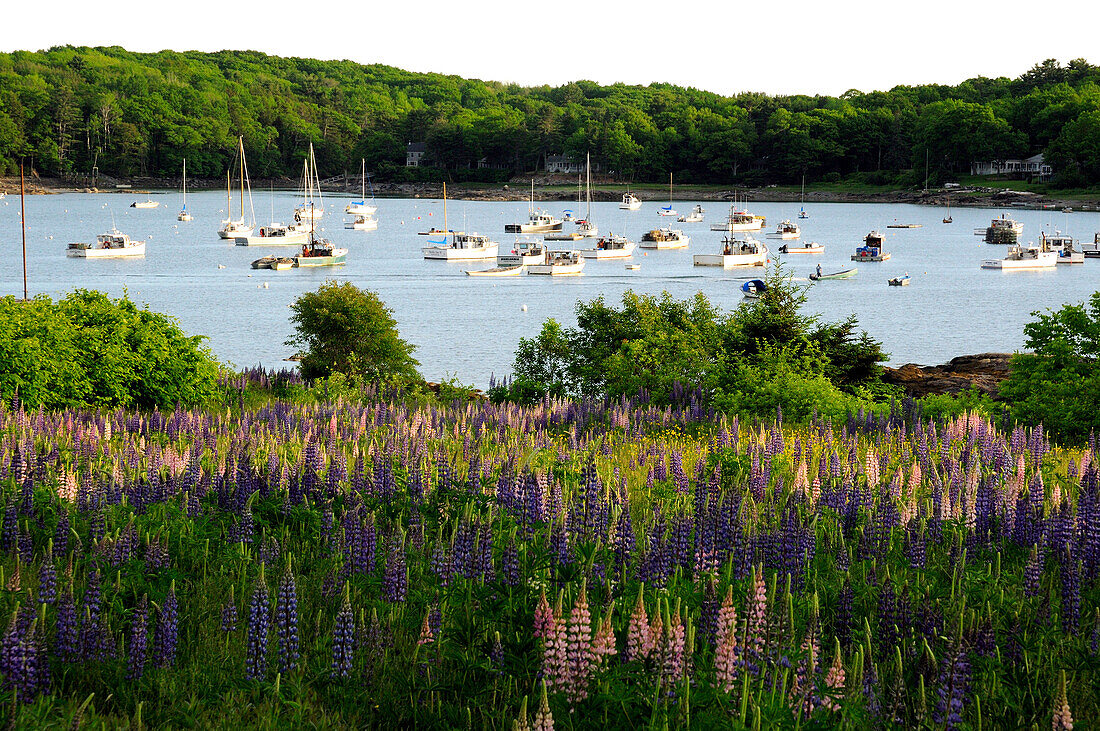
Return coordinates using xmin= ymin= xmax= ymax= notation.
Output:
xmin=466 ymin=265 xmax=524 ymax=277
xmin=888 ymin=274 xmax=911 ymax=286
xmin=809 ymin=267 xmax=857 ymax=281
xmin=741 ymin=279 xmax=767 ymax=298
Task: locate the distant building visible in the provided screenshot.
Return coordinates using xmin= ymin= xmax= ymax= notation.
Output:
xmin=546 ymin=154 xmax=584 ymax=174
xmin=478 ymin=156 xmax=509 ymax=170
xmin=970 ymin=153 xmax=1052 ymax=181
xmin=406 ymin=142 xmax=427 ymax=167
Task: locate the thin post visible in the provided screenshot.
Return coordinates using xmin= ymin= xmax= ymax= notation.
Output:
xmin=20 ymin=161 xmax=27 ymax=300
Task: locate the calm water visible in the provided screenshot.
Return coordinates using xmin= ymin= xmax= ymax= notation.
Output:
xmin=2 ymin=190 xmax=1099 ymax=386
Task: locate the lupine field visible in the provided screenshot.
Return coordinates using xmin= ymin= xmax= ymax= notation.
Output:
xmin=0 ymin=376 xmax=1097 ymax=729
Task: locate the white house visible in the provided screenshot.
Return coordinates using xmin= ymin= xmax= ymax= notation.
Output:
xmin=546 ymin=154 xmax=584 ymax=174
xmin=406 ymin=142 xmax=427 ymax=167
xmin=971 ymin=153 xmax=1052 ymax=181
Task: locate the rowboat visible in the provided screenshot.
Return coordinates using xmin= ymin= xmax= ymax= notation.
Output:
xmin=810 ymin=268 xmax=857 ymax=281
xmin=466 ymin=265 xmax=524 ymax=277
xmin=888 ymin=275 xmax=911 ymax=286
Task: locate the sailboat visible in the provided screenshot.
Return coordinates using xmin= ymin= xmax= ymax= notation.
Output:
xmin=943 ymin=196 xmax=953 ymax=224
xmin=345 ymin=159 xmax=379 ymax=230
xmin=798 ymin=175 xmax=809 ymax=219
xmin=658 ymin=173 xmax=677 ymax=217
xmin=506 ymin=180 xmax=563 ymax=233
xmin=218 ymin=136 xmax=256 ymax=239
xmin=294 ymin=143 xmax=325 ymax=224
xmin=235 ymin=186 xmax=309 ymax=246
xmin=423 ymin=182 xmax=498 ymax=260
xmin=177 ymin=159 xmax=193 ymax=221
xmin=547 ymin=153 xmax=598 ymax=241
xmin=293 ymin=184 xmax=348 ymax=267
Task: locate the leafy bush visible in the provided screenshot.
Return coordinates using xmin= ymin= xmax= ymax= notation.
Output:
xmin=287 ymin=281 xmax=419 ymax=384
xmin=0 ymin=290 xmax=219 ymax=409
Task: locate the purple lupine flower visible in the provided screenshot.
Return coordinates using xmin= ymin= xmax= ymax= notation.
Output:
xmin=54 ymin=509 xmax=70 ymax=557
xmin=275 ymin=564 xmax=300 ymax=673
xmin=331 ymin=586 xmax=354 ymax=678
xmin=221 ymin=586 xmax=239 ymax=633
xmin=37 ymin=555 xmax=57 ymax=605
xmin=933 ymin=649 xmax=970 ymax=730
xmin=80 ymin=569 xmax=107 ymax=661
xmin=501 ymin=536 xmax=520 ymax=587
xmin=246 ymin=570 xmax=271 ymax=680
xmin=382 ymin=538 xmax=408 ymax=603
xmin=154 ymin=581 xmax=179 ymax=668
xmin=1061 ymin=551 xmax=1081 ymax=635
xmin=127 ymin=595 xmax=149 ymax=680
xmin=56 ymin=583 xmax=80 ymax=663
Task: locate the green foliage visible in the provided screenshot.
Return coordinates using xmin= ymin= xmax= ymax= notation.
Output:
xmin=917 ymin=387 xmax=999 ymax=423
xmin=1000 ymin=291 xmax=1100 ymax=444
xmin=2 ymin=48 xmax=1099 ymax=184
xmin=287 ymin=281 xmax=419 ymax=384
xmin=0 ymin=290 xmax=218 ymax=409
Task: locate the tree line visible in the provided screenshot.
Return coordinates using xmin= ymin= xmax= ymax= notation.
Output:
xmin=2 ymin=47 xmax=1099 ymax=186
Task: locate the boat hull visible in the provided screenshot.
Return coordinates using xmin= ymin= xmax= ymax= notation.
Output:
xmin=693 ymin=253 xmax=766 ymax=268
xmin=294 ymin=249 xmax=348 ymax=267
xmin=767 ymin=232 xmax=801 ymax=240
xmin=497 ymin=252 xmax=542 ymax=267
xmin=466 ymin=265 xmax=524 ymax=277
xmin=422 ymin=245 xmax=499 ymax=260
xmin=851 ymin=253 xmax=891 ymax=262
xmin=345 ymin=219 xmax=379 ymax=231
xmin=711 ymin=221 xmax=764 ymax=232
xmin=779 ymin=244 xmax=824 ymax=254
xmin=619 ymin=202 xmax=642 ymax=211
xmin=981 ymin=253 xmax=1057 ymax=269
xmin=67 ymin=243 xmax=146 ymax=258
xmin=219 ymin=225 xmax=255 ymax=239
xmin=505 ymin=222 xmax=564 ymax=234
xmin=235 ymin=232 xmax=309 ymax=246
xmin=639 ymin=237 xmax=689 ymax=250
xmin=1056 ymin=252 xmax=1085 ymax=264
xmin=810 ymin=269 xmax=857 ymax=280
xmin=581 ymin=242 xmax=636 ymax=259
xmin=528 ymin=263 xmax=585 ymax=276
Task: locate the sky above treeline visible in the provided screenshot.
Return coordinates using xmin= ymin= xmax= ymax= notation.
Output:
xmin=2 ymin=0 xmax=1095 ymax=96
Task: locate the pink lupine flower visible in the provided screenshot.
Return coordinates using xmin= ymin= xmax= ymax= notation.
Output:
xmin=810 ymin=476 xmax=821 ymax=506
xmin=626 ymin=589 xmax=649 ymax=661
xmin=512 ymin=696 xmax=530 ymax=731
xmin=542 ymin=596 xmax=568 ymax=692
xmin=746 ymin=566 xmax=768 ymax=659
xmin=592 ymin=612 xmax=617 ymax=665
xmin=647 ymin=609 xmax=664 ymax=659
xmin=532 ymin=681 xmax=555 ymax=731
xmin=565 ymin=585 xmax=593 ymax=705
xmin=790 ymin=626 xmax=818 ymax=713
xmin=1053 ymin=669 xmax=1073 ymax=730
xmin=417 ymin=608 xmax=434 ymax=646
xmin=864 ymin=448 xmax=879 ymax=486
xmin=714 ymin=586 xmax=740 ymax=692
xmin=533 ymin=589 xmax=553 ymax=640
xmin=662 ymin=602 xmax=685 ymax=684
xmin=822 ymin=641 xmax=846 ymax=712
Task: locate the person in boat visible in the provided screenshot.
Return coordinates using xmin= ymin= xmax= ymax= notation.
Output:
xmin=816 ymin=263 xmax=823 ymax=278
xmin=723 ymin=241 xmax=732 ymax=255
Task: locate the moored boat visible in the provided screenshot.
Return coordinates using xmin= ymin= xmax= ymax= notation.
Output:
xmin=422 ymin=232 xmax=499 ymax=260
xmin=580 ymin=233 xmax=636 ymax=259
xmin=497 ymin=237 xmax=545 ymax=267
xmin=657 ymin=173 xmax=677 ymax=217
xmin=218 ymin=136 xmax=256 ymax=239
xmin=678 ymin=205 xmax=705 ymax=223
xmin=506 ymin=180 xmax=564 ymax=233
xmin=178 ymin=159 xmax=193 ymax=221
xmin=345 ymin=213 xmax=379 ymax=231
xmin=766 ymin=220 xmax=801 ymax=239
xmin=294 ymin=237 xmax=348 ymax=267
xmin=527 ymin=249 xmax=585 ymax=276
xmin=693 ymin=234 xmax=768 ymax=268
xmin=980 ymin=214 xmax=1024 ymax=244
xmin=741 ymin=279 xmax=767 ymax=298
xmin=466 ymin=265 xmax=524 ymax=277
xmin=345 ymin=159 xmax=378 ymax=216
xmin=1044 ymin=232 xmax=1084 ymax=264
xmin=980 ymin=240 xmax=1057 ymax=270
xmin=888 ymin=274 xmax=911 ymax=286
xmin=235 ymin=224 xmax=309 ymax=246
xmin=778 ymin=241 xmax=824 ymax=254
xmin=67 ymin=228 xmax=145 ymax=258
xmin=639 ymin=227 xmax=690 ymax=249
xmin=251 ymin=256 xmax=295 ymax=270
xmin=131 ymin=198 xmax=159 ymax=209
xmin=852 ymin=231 xmax=890 ymax=262
xmin=619 ymin=192 xmax=642 ymax=211
xmin=711 ymin=205 xmax=765 ymax=232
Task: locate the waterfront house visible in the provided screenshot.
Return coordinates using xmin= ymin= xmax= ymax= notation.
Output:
xmin=406 ymin=142 xmax=427 ymax=167
xmin=970 ymin=153 xmax=1052 ymax=181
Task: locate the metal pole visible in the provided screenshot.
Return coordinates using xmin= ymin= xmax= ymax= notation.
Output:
xmin=20 ymin=161 xmax=27 ymax=300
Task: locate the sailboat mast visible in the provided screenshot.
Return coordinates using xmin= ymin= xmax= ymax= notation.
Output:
xmin=443 ymin=182 xmax=449 ymax=241
xmin=586 ymin=152 xmax=592 ymax=222
xmin=238 ymin=137 xmax=245 ymax=219
xmin=182 ymin=158 xmax=187 ymax=207
xmin=361 ymin=158 xmax=365 ymax=199
xmin=20 ymin=161 xmax=27 ymax=300
xmin=226 ymin=169 xmax=232 ymax=222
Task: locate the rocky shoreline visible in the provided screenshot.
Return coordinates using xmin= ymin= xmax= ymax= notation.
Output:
xmin=881 ymin=353 xmax=1013 ymax=399
xmin=3 ymin=176 xmax=1098 ymax=211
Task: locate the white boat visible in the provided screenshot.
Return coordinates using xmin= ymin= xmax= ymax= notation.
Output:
xmin=657 ymin=173 xmax=677 ymax=217
xmin=345 ymin=160 xmax=378 ymax=216
xmin=294 ymin=236 xmax=348 ymax=267
xmin=981 ymin=241 xmax=1057 ymax=270
xmin=67 ymin=228 xmax=145 ymax=258
xmin=766 ymin=220 xmax=801 ymax=239
xmin=778 ymin=241 xmax=825 ymax=254
xmin=581 ymin=233 xmax=636 ymax=259
xmin=979 ymin=214 xmax=1024 ymax=244
xmin=852 ymin=231 xmax=890 ymax=262
xmin=251 ymin=256 xmax=295 ymax=270
xmin=177 ymin=159 xmax=193 ymax=221
xmin=711 ymin=204 xmax=765 ymax=232
xmin=506 ymin=180 xmax=563 ymax=233
xmin=1083 ymin=234 xmax=1100 ymax=258
xmin=345 ymin=214 xmax=378 ymax=231
xmin=235 ymin=224 xmax=309 ymax=246
xmin=678 ymin=205 xmax=704 ymax=223
xmin=130 ymin=198 xmax=158 ymax=209
xmin=497 ymin=237 xmax=545 ymax=267
xmin=528 ymin=249 xmax=585 ymax=276
xmin=545 ymin=230 xmax=584 ymax=242
xmin=422 ymin=182 xmax=499 ymax=260
xmin=693 ymin=234 xmax=768 ymax=268
xmin=619 ymin=192 xmax=642 ymax=211
xmin=218 ymin=136 xmax=256 ymax=239
xmin=798 ymin=175 xmax=809 ymax=219
xmin=294 ymin=144 xmax=325 ymax=223
xmin=466 ymin=265 xmax=524 ymax=277
xmin=1044 ymin=232 xmax=1084 ymax=264
xmin=639 ymin=227 xmax=690 ymax=249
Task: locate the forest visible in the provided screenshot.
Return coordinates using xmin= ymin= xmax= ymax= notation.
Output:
xmin=1 ymin=47 xmax=1100 ymax=186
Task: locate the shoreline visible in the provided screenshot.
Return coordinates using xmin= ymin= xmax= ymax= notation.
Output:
xmin=5 ymin=176 xmax=1099 ymax=211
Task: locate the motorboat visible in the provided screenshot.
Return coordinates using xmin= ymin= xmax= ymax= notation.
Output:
xmin=580 ymin=233 xmax=636 ymax=259
xmin=741 ymin=279 xmax=767 ymax=298
xmin=778 ymin=241 xmax=824 ymax=254
xmin=218 ymin=136 xmax=256 ymax=239
xmin=979 ymin=214 xmax=1023 ymax=244
xmin=980 ymin=240 xmax=1057 ymax=270
xmin=693 ymin=234 xmax=768 ymax=268
xmin=888 ymin=274 xmax=911 ymax=286
xmin=497 ymin=237 xmax=545 ymax=267
xmin=766 ymin=220 xmax=801 ymax=239
xmin=345 ymin=213 xmax=378 ymax=231
xmin=131 ymin=198 xmax=159 ymax=209
xmin=639 ymin=227 xmax=690 ymax=249
xmin=1043 ymin=232 xmax=1084 ymax=264
xmin=506 ymin=180 xmax=564 ymax=233
xmin=294 ymin=237 xmax=348 ymax=267
xmin=711 ymin=205 xmax=765 ymax=232
xmin=235 ymin=224 xmax=309 ymax=246
xmin=810 ymin=267 xmax=857 ymax=281
xmin=619 ymin=192 xmax=642 ymax=211
xmin=67 ymin=228 xmax=145 ymax=258
xmin=251 ymin=256 xmax=295 ymax=270
xmin=852 ymin=231 xmax=890 ymax=262
xmin=678 ymin=205 xmax=705 ymax=223
xmin=1083 ymin=233 xmax=1100 ymax=258
xmin=528 ymin=249 xmax=585 ymax=276
xmin=422 ymin=232 xmax=499 ymax=260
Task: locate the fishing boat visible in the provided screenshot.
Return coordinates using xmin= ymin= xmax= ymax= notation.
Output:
xmin=657 ymin=173 xmax=677 ymax=217
xmin=693 ymin=234 xmax=768 ymax=268
xmin=766 ymin=220 xmax=801 ymax=239
xmin=1044 ymin=232 xmax=1084 ymax=264
xmin=346 ymin=213 xmax=379 ymax=231
xmin=980 ymin=240 xmax=1057 ymax=270
xmin=619 ymin=191 xmax=642 ymax=211
xmin=798 ymin=175 xmax=809 ymax=219
xmin=506 ymin=180 xmax=563 ymax=233
xmin=1083 ymin=234 xmax=1100 ymax=258
xmin=888 ymin=274 xmax=911 ymax=286
xmin=639 ymin=227 xmax=690 ymax=249
xmin=251 ymin=256 xmax=295 ymax=270
xmin=466 ymin=264 xmax=524 ymax=277
xmin=852 ymin=231 xmax=890 ymax=262
xmin=678 ymin=205 xmax=705 ymax=223
xmin=218 ymin=136 xmax=256 ymax=239
xmin=778 ymin=241 xmax=824 ymax=254
xmin=67 ymin=228 xmax=146 ymax=258
xmin=527 ymin=249 xmax=585 ymax=276
xmin=177 ymin=159 xmax=193 ymax=221
xmin=979 ymin=214 xmax=1023 ymax=245
xmin=345 ymin=159 xmax=378 ymax=216
xmin=422 ymin=182 xmax=499 ymax=260
xmin=810 ymin=267 xmax=857 ymax=281
xmin=711 ymin=204 xmax=765 ymax=232
xmin=497 ymin=237 xmax=545 ymax=267
xmin=294 ymin=236 xmax=348 ymax=267
xmin=130 ymin=197 xmax=159 ymax=209
xmin=580 ymin=233 xmax=636 ymax=259
xmin=741 ymin=279 xmax=767 ymax=298
xmin=235 ymin=223 xmax=309 ymax=247
xmin=294 ymin=144 xmax=325 ymax=223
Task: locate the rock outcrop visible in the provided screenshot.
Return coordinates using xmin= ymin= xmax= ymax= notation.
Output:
xmin=880 ymin=353 xmax=1014 ymax=399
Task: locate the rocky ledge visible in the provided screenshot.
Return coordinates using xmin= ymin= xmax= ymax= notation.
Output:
xmin=880 ymin=353 xmax=1014 ymax=399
